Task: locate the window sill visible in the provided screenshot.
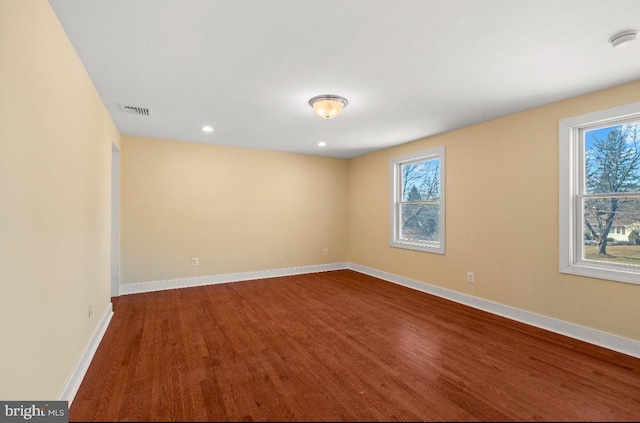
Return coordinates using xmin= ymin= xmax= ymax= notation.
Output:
xmin=390 ymin=240 xmax=444 ymax=255
xmin=560 ymin=261 xmax=640 ymax=285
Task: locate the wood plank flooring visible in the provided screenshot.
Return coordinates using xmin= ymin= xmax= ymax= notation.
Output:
xmin=69 ymin=270 xmax=640 ymax=421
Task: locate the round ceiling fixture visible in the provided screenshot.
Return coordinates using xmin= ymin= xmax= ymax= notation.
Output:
xmin=202 ymin=125 xmax=214 ymax=132
xmin=309 ymin=95 xmax=348 ymax=119
xmin=609 ymin=30 xmax=638 ymax=48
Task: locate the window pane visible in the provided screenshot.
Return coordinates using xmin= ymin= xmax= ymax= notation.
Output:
xmin=401 ymin=159 xmax=440 ymax=201
xmin=400 ymin=203 xmax=440 ymax=242
xmin=583 ymin=197 xmax=640 ymax=266
xmin=584 ymin=122 xmax=640 ymax=194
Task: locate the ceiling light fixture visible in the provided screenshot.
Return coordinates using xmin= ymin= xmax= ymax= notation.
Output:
xmin=317 ymin=141 xmax=327 ymax=147
xmin=309 ymin=95 xmax=348 ymax=119
xmin=202 ymin=125 xmax=214 ymax=132
xmin=609 ymin=30 xmax=638 ymax=48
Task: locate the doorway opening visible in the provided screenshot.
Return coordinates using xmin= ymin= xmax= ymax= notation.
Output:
xmin=111 ymin=143 xmax=120 ymax=297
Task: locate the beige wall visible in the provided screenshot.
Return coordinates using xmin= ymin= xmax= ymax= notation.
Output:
xmin=348 ymin=79 xmax=640 ymax=341
xmin=121 ymin=136 xmax=348 ymax=284
xmin=0 ymin=0 xmax=120 ymax=400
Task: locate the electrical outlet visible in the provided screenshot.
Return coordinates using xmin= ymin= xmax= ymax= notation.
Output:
xmin=88 ymin=302 xmax=93 ymax=318
xmin=467 ymin=272 xmax=475 ymax=283
xmin=323 ymin=248 xmax=328 ymax=255
xmin=192 ymin=257 xmax=199 ymax=266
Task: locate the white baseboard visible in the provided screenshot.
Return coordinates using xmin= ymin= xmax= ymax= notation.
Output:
xmin=348 ymin=263 xmax=640 ymax=359
xmin=119 ymin=262 xmax=349 ymax=296
xmin=58 ymin=303 xmax=113 ymax=405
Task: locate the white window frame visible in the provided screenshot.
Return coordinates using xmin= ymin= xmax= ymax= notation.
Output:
xmin=559 ymin=101 xmax=640 ymax=285
xmin=390 ymin=146 xmax=445 ymax=254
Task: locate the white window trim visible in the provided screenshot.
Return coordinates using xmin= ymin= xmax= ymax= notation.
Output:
xmin=559 ymin=101 xmax=640 ymax=285
xmin=390 ymin=146 xmax=445 ymax=254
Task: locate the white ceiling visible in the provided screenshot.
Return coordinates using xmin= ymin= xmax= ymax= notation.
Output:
xmin=48 ymin=0 xmax=640 ymax=159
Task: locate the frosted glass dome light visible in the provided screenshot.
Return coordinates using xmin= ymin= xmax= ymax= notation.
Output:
xmin=309 ymin=95 xmax=348 ymax=119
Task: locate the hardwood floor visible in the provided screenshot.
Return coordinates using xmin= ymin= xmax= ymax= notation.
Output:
xmin=70 ymin=270 xmax=640 ymax=422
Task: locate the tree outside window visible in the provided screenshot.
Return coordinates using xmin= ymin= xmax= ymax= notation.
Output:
xmin=583 ymin=123 xmax=640 ymax=264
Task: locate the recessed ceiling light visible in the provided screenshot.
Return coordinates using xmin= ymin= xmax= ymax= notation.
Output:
xmin=202 ymin=125 xmax=214 ymax=132
xmin=609 ymin=30 xmax=638 ymax=48
xmin=317 ymin=141 xmax=327 ymax=147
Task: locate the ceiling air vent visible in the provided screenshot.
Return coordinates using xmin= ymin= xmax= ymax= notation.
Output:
xmin=118 ymin=103 xmax=152 ymax=117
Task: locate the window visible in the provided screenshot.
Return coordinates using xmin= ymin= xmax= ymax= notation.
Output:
xmin=390 ymin=147 xmax=445 ymax=254
xmin=559 ymin=102 xmax=640 ymax=284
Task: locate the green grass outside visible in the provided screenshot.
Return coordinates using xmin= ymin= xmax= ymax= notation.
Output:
xmin=583 ymin=244 xmax=640 ymax=265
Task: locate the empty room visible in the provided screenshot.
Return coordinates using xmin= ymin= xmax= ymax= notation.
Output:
xmin=2 ymin=0 xmax=640 ymax=421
